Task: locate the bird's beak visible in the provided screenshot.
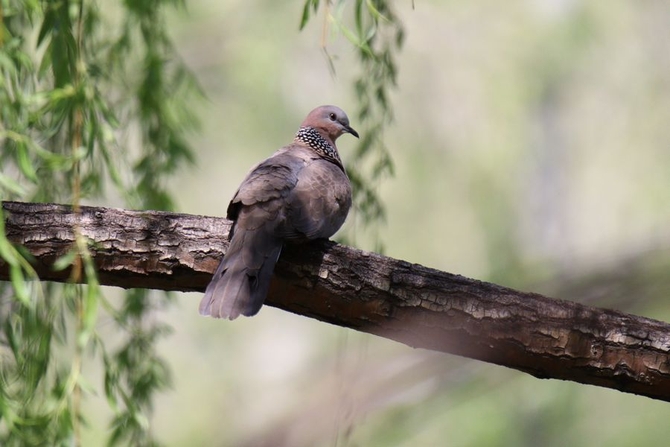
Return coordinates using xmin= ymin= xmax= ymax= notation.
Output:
xmin=345 ymin=125 xmax=359 ymax=139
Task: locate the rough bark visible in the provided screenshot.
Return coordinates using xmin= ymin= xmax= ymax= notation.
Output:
xmin=2 ymin=200 xmax=670 ymax=402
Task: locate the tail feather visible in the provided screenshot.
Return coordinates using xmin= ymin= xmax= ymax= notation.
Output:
xmin=199 ymin=227 xmax=282 ymax=320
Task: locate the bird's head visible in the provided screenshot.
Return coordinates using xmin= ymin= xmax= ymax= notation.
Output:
xmin=301 ymin=105 xmax=359 ymax=144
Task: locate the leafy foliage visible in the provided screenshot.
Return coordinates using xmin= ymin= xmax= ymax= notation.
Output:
xmin=0 ymin=0 xmax=198 ymax=445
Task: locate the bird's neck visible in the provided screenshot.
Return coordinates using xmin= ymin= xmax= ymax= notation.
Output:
xmin=294 ymin=126 xmax=344 ymax=169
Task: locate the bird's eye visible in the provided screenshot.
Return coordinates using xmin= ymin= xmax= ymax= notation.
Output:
xmin=329 ymin=113 xmax=336 ymax=121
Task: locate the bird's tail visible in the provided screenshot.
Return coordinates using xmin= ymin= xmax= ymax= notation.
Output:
xmin=199 ymin=227 xmax=282 ymax=320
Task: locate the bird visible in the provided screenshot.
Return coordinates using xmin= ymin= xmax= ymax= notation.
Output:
xmin=199 ymin=105 xmax=358 ymax=320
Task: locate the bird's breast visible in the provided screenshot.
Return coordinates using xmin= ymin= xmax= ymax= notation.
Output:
xmin=283 ymin=158 xmax=352 ymax=240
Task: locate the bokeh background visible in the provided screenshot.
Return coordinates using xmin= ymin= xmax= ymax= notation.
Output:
xmin=89 ymin=0 xmax=670 ymax=445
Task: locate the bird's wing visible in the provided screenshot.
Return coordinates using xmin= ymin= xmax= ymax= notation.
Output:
xmin=226 ymin=149 xmax=304 ymax=221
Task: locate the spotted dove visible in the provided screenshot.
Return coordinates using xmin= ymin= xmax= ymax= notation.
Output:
xmin=199 ymin=105 xmax=358 ymax=320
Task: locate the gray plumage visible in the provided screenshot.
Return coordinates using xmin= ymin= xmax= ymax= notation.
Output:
xmin=199 ymin=105 xmax=357 ymax=320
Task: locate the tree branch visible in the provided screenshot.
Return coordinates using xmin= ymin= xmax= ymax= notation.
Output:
xmin=2 ymin=201 xmax=670 ymax=402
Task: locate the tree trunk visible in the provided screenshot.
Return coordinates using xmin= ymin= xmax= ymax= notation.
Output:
xmin=2 ymin=200 xmax=670 ymax=402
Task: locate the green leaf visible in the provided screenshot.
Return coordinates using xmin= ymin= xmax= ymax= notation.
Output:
xmin=10 ymin=263 xmax=30 ymax=305
xmin=0 ymin=173 xmax=27 ymax=196
xmin=366 ymin=0 xmax=390 ymax=23
xmin=0 ymin=220 xmax=19 ymax=267
xmin=16 ymin=142 xmax=38 ymax=183
xmin=52 ymin=249 xmax=78 ymax=271
xmin=299 ymin=0 xmax=320 ymax=30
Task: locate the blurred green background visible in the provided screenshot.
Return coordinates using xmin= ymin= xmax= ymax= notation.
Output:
xmin=89 ymin=0 xmax=670 ymax=445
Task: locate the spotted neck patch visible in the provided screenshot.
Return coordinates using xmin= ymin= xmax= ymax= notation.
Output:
xmin=294 ymin=126 xmax=343 ymax=168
